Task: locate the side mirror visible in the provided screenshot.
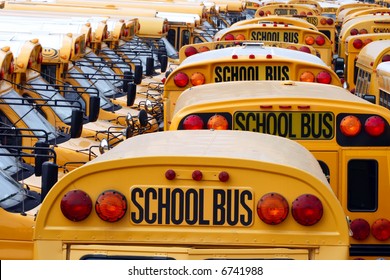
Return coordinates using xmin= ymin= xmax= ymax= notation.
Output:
xmin=99 ymin=138 xmax=109 ymax=154
xmin=146 ymin=57 xmax=154 ymax=76
xmin=126 ymin=83 xmax=137 ymax=107
xmin=89 ymin=96 xmax=100 ymax=122
xmin=363 ymin=94 xmax=376 ymax=104
xmin=41 ymin=162 xmax=58 ymax=202
xmin=145 ymin=99 xmax=153 ymax=113
xmin=160 ymin=55 xmax=168 ymax=73
xmin=126 ymin=113 xmax=134 ymax=127
xmin=70 ymin=109 xmax=83 ymax=138
xmin=34 ymin=141 xmax=50 ymax=176
xmin=138 ymin=109 xmax=149 ymax=128
xmin=134 ymin=65 xmax=143 ymax=85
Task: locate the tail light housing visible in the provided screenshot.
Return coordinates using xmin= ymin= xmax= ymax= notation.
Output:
xmin=182 ymin=115 xmax=205 ymax=129
xmin=95 ymin=190 xmax=127 ymax=222
xmin=257 ymin=193 xmax=289 ymax=225
xmin=224 ymin=33 xmax=235 ymax=41
xmin=350 ymin=28 xmax=359 ymax=36
xmin=350 ymin=218 xmax=370 ymax=240
xmin=316 ymin=71 xmax=332 ymax=84
xmin=185 ymin=46 xmax=198 ymax=57
xmin=372 ymin=219 xmax=390 ymax=241
xmin=353 ymin=39 xmax=363 ymax=49
xmin=364 ymin=116 xmax=385 ymax=136
xmin=173 ymin=72 xmax=189 ymax=87
xmin=61 ymin=190 xmax=92 ymax=222
xmin=340 ymin=115 xmax=362 ymax=136
xmin=299 ymin=46 xmax=311 ymax=53
xmin=300 ymin=71 xmax=315 ymax=82
xmin=291 ymin=194 xmax=323 ymax=226
xmin=190 ymin=72 xmax=206 ymax=86
xmin=207 ymin=115 xmax=229 ymax=130
xmin=315 ymin=35 xmax=325 ymax=46
xmin=305 ymin=36 xmax=315 ymax=45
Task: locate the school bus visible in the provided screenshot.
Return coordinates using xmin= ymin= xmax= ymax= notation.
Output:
xmin=32 ymin=129 xmax=350 ymax=260
xmin=355 ymin=39 xmax=390 ymax=107
xmin=169 ymin=80 xmax=390 ymax=259
xmin=231 ymin=14 xmax=317 ymax=30
xmin=376 ymin=61 xmax=390 ymax=108
xmin=213 ymin=23 xmax=333 ymax=66
xmin=337 ymin=14 xmax=390 ymax=59
xmin=163 ymin=43 xmax=341 ymax=130
xmin=0 ymin=44 xmax=106 ymax=172
xmin=254 ymin=3 xmax=320 ymax=17
xmin=178 ymin=40 xmax=318 ymax=63
xmin=342 ymin=7 xmax=390 ymax=25
xmin=343 ymin=33 xmax=390 ymax=91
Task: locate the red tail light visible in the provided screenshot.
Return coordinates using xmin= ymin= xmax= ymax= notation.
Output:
xmin=340 ymin=115 xmax=361 ymax=136
xmin=165 ymin=169 xmax=176 ymax=180
xmin=225 ymin=33 xmax=235 ymax=41
xmin=365 ymin=116 xmax=385 ymax=136
xmin=258 ymin=10 xmax=265 ymax=16
xmin=218 ymin=171 xmax=229 ymax=182
xmin=316 ymin=71 xmax=332 ymax=84
xmin=183 ymin=115 xmax=204 ymax=129
xmin=363 ymin=38 xmax=373 ymax=46
xmin=350 ymin=28 xmax=359 ymax=36
xmin=382 ymin=55 xmax=390 ymax=62
xmin=350 ymin=218 xmax=370 ymax=240
xmin=353 ymin=39 xmax=363 ymax=49
xmin=359 ymin=29 xmax=368 ymax=35
xmin=185 ymin=46 xmax=198 ymax=57
xmin=95 ymin=190 xmax=127 ymax=222
xmin=207 ymin=114 xmax=229 ymax=130
xmin=371 ymin=218 xmax=390 ymax=241
xmin=287 ymin=46 xmax=298 ymax=50
xmin=192 ymin=170 xmax=203 ymax=181
xmin=257 ymin=193 xmax=289 ymax=225
xmin=299 ymin=46 xmax=311 ymax=53
xmin=315 ymin=35 xmax=325 ymax=46
xmin=326 ymin=18 xmax=334 ymax=25
xmin=61 ymin=190 xmax=92 ymax=222
xmin=173 ymin=72 xmax=189 ymax=87
xmin=291 ymin=194 xmax=323 ymax=226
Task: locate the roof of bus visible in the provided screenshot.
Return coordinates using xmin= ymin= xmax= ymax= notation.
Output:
xmin=180 ymin=44 xmax=327 ymax=66
xmin=86 ymin=130 xmax=329 ymax=185
xmin=0 ymin=32 xmax=79 ymax=49
xmin=356 ymin=39 xmax=390 ymax=63
xmin=377 ymin=61 xmax=390 ymax=74
xmin=0 ymin=20 xmax=89 ymax=35
xmin=339 ymin=14 xmax=390 ymax=37
xmin=173 ymin=80 xmax=373 ymax=113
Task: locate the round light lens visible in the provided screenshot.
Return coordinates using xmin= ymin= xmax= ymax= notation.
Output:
xmin=340 ymin=115 xmax=362 ymax=136
xmin=61 ymin=190 xmax=92 ymax=222
xmin=292 ymin=194 xmax=323 ymax=226
xmin=95 ymin=190 xmax=127 ymax=222
xmin=182 ymin=115 xmax=204 ymax=130
xmin=257 ymin=193 xmax=289 ymax=225
xmin=365 ymin=116 xmax=385 ymax=136
xmin=350 ymin=218 xmax=370 ymax=240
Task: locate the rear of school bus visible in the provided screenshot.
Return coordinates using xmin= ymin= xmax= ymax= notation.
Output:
xmin=169 ymin=81 xmax=390 ymax=259
xmin=33 ymin=130 xmax=349 ymax=260
xmin=162 ymin=44 xmax=341 ymax=130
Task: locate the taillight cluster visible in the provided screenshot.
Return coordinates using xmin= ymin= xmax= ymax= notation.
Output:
xmin=299 ymin=70 xmax=332 ymax=84
xmin=164 ymin=169 xmax=230 ymax=182
xmin=340 ymin=115 xmax=385 ymax=137
xmin=257 ymin=193 xmax=323 ymax=226
xmin=184 ymin=45 xmax=211 ymax=58
xmin=181 ymin=114 xmax=231 ymax=130
xmin=350 ymin=28 xmax=368 ymax=36
xmin=350 ymin=218 xmax=390 ymax=241
xmin=319 ymin=17 xmax=334 ymax=25
xmin=304 ymin=35 xmax=326 ymax=46
xmin=352 ymin=38 xmax=373 ymax=49
xmin=61 ymin=189 xmax=127 ymax=222
xmin=173 ymin=71 xmax=206 ymax=87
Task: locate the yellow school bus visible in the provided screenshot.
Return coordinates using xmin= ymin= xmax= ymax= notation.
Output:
xmin=213 ymin=23 xmax=333 ymax=65
xmin=343 ymin=33 xmax=390 ymax=91
xmin=178 ymin=40 xmax=318 ymax=63
xmin=337 ymin=14 xmax=390 ymax=60
xmin=255 ymin=3 xmax=320 ymax=17
xmin=355 ymin=40 xmax=390 ymax=107
xmin=169 ymin=80 xmax=390 ymax=259
xmin=376 ymin=61 xmax=390 ymax=109
xmin=163 ymin=43 xmax=341 ymax=130
xmin=231 ymin=14 xmax=318 ymax=30
xmin=342 ymin=7 xmax=390 ymax=25
xmin=33 ymin=129 xmax=350 ymax=260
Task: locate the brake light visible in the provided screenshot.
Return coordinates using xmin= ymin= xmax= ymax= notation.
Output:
xmin=287 ymin=45 xmax=298 ymax=50
xmin=315 ymin=35 xmax=325 ymax=46
xmin=371 ymin=218 xmax=390 ymax=241
xmin=326 ymin=18 xmax=334 ymax=25
xmin=165 ymin=169 xmax=176 ymax=180
xmin=353 ymin=39 xmax=363 ymax=49
xmin=363 ymin=38 xmax=373 ymax=46
xmin=95 ymin=190 xmax=127 ymax=222
xmin=300 ymin=11 xmax=306 ymax=16
xmin=183 ymin=115 xmax=204 ymax=129
xmin=316 ymin=71 xmax=332 ymax=84
xmin=258 ymin=10 xmax=265 ymax=16
xmin=320 ymin=18 xmax=327 ymax=25
xmin=207 ymin=114 xmax=229 ymax=130
xmin=305 ymin=36 xmax=315 ymax=45
xmin=173 ymin=72 xmax=189 ymax=87
xmin=340 ymin=115 xmax=361 ymax=136
xmin=300 ymin=71 xmax=315 ymax=82
xmin=218 ymin=171 xmax=229 ymax=182
xmin=190 ymin=72 xmax=206 ymax=86
xmin=365 ymin=116 xmax=385 ymax=136
xmin=359 ymin=29 xmax=368 ymax=35
xmin=350 ymin=28 xmax=359 ymax=36
xmin=291 ymin=194 xmax=323 ymax=226
xmin=192 ymin=170 xmax=203 ymax=181
xmin=257 ymin=193 xmax=289 ymax=225
xmin=235 ymin=34 xmax=245 ymax=40
xmin=225 ymin=33 xmax=235 ymax=41
xmin=299 ymin=46 xmax=311 ymax=53
xmin=61 ymin=190 xmax=92 ymax=222
xmin=185 ymin=46 xmax=198 ymax=57
xmin=198 ymin=46 xmax=210 ymax=53
xmin=351 ymin=218 xmax=370 ymax=240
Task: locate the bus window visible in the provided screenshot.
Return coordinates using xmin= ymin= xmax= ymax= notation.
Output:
xmin=343 ymin=33 xmax=390 ymax=91
xmin=33 ymin=129 xmax=350 ymax=260
xmin=163 ymin=44 xmax=341 ymax=130
xmin=169 ymin=80 xmax=390 ymax=259
xmin=213 ymin=23 xmax=333 ymax=66
xmin=354 ymin=40 xmax=390 ymax=105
